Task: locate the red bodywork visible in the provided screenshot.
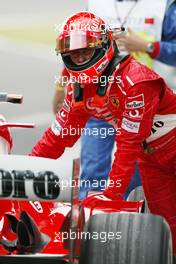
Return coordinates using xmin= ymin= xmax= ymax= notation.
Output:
xmin=0 ymin=126 xmax=144 ymax=259
xmin=0 ymin=198 xmax=144 ymax=258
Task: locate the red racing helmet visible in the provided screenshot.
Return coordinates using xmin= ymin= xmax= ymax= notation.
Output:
xmin=55 ymin=12 xmax=115 ymax=84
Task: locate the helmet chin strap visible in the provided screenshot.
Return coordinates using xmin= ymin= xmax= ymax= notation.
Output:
xmin=96 ymin=44 xmax=128 ymax=96
xmin=72 ymin=57 xmax=129 ymax=106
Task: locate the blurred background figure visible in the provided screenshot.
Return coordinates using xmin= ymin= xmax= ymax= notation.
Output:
xmin=52 ymin=68 xmax=69 ymax=114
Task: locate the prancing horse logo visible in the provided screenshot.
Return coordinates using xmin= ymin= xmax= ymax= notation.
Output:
xmin=110 ymin=97 xmax=120 ymax=109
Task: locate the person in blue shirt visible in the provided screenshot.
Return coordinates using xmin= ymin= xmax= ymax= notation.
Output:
xmin=156 ymin=0 xmax=176 ymax=66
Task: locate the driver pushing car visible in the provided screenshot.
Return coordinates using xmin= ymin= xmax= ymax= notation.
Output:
xmin=30 ymin=12 xmax=176 ymax=256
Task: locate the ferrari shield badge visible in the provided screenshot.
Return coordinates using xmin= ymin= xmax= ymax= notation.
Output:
xmin=110 ymin=96 xmax=120 ymax=109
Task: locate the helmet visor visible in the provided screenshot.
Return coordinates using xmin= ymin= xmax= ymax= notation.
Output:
xmin=56 ymin=31 xmax=104 ymax=54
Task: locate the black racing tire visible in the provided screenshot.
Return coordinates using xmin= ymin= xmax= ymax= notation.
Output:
xmin=0 ymin=256 xmax=67 ymax=264
xmin=127 ymin=186 xmax=150 ymax=213
xmin=79 ymin=212 xmax=172 ymax=264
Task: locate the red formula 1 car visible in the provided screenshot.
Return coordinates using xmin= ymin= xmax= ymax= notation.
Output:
xmin=0 ymin=155 xmax=173 ymax=264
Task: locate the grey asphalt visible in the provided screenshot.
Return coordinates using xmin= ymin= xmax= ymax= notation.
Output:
xmin=0 ymin=0 xmax=86 ymax=155
xmin=0 ymin=0 xmax=86 ymax=16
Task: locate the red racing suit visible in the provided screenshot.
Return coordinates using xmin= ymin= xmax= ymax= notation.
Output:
xmin=31 ymin=56 xmax=176 ymax=252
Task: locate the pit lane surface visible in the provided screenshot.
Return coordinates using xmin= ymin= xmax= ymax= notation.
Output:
xmin=0 ymin=0 xmax=86 ymax=156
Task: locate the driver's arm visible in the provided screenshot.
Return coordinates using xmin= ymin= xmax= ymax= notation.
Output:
xmin=31 ymin=83 xmax=90 ymax=159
